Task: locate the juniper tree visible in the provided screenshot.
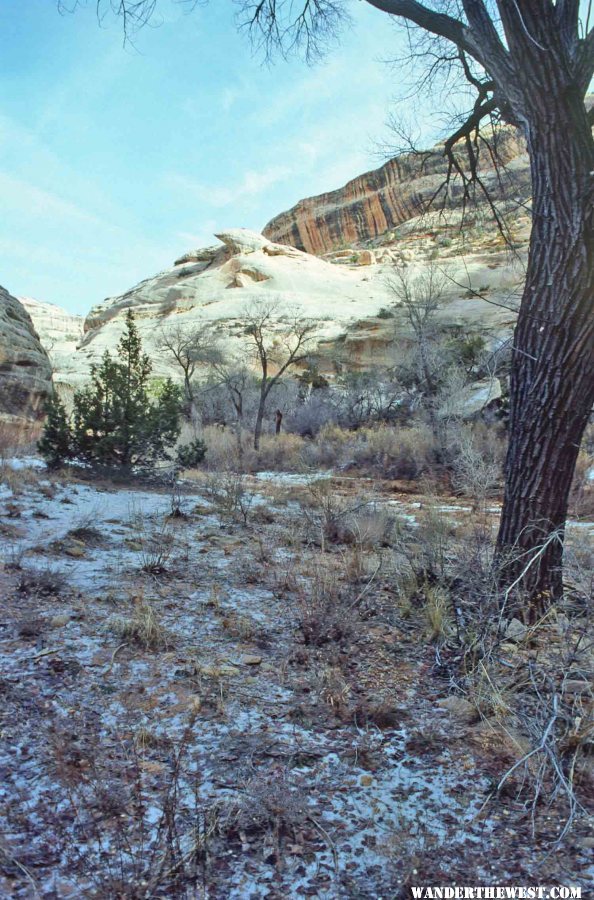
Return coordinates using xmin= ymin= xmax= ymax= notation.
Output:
xmin=72 ymin=309 xmax=181 ymax=468
xmin=38 ymin=393 xmax=72 ymax=469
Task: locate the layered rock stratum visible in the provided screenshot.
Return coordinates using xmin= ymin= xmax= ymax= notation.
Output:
xmin=19 ymin=298 xmax=84 ymax=401
xmin=0 ymin=287 xmax=53 ymax=426
xmin=263 ymin=130 xmax=528 ymax=255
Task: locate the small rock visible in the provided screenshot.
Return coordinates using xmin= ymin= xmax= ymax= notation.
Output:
xmin=436 ymin=696 xmax=478 ymax=723
xmin=64 ymin=544 xmax=85 ymax=558
xmin=241 ymin=655 xmax=262 ymax=666
xmin=357 ymin=249 xmax=376 ymax=266
xmin=50 ymin=614 xmax=71 ymax=628
xmin=330 ymin=249 xmax=356 ymax=259
xmin=218 ymin=665 xmax=240 ymax=677
xmin=505 ymin=617 xmax=528 ymax=642
xmin=125 ymin=540 xmax=143 ymax=552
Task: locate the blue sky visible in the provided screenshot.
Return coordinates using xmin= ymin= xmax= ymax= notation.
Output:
xmin=0 ymin=0 xmax=438 ymax=314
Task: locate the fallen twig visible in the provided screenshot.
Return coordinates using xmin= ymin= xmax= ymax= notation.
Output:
xmin=29 ymin=646 xmax=63 ymax=662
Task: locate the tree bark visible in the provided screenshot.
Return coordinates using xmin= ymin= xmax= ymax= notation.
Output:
xmin=254 ymin=393 xmax=266 ymax=450
xmin=496 ymin=86 xmax=594 ymax=612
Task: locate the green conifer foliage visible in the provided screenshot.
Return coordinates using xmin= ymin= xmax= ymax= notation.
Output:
xmin=37 ymin=393 xmax=72 ymax=469
xmin=39 ymin=310 xmax=182 ymax=470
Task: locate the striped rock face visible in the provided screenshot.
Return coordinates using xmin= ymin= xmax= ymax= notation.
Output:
xmin=263 ymin=129 xmax=528 ymax=256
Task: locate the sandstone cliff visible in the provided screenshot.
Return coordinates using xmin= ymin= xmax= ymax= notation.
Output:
xmin=59 ymin=223 xmax=519 ymax=397
xmin=19 ymin=297 xmax=84 ymax=401
xmin=263 ymin=130 xmax=528 ymax=255
xmin=0 ymin=287 xmax=53 ymax=426
xmin=76 ymin=228 xmax=398 ymax=383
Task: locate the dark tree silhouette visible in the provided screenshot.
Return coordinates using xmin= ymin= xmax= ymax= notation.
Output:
xmin=61 ymin=0 xmax=594 ymax=610
xmin=240 ymin=301 xmax=315 ymax=450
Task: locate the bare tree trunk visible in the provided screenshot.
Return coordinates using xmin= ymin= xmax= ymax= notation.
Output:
xmin=234 ymin=413 xmax=244 ymax=468
xmin=496 ymin=88 xmax=594 ymax=612
xmin=254 ymin=393 xmax=266 ymax=450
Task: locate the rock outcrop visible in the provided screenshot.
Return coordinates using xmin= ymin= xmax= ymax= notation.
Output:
xmin=0 ymin=287 xmax=53 ymax=425
xmin=19 ymin=298 xmax=84 ymax=403
xmin=263 ymin=129 xmax=528 ymax=255
xmin=65 ymin=223 xmax=518 ymax=397
xmin=78 ymin=228 xmax=397 ymax=379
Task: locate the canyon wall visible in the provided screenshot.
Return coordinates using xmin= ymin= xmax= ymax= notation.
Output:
xmin=263 ymin=130 xmax=528 ymax=255
xmin=0 ymin=287 xmax=53 ymax=426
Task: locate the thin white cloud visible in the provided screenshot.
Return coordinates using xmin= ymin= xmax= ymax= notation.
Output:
xmin=167 ymin=165 xmax=291 ymax=209
xmin=0 ymin=171 xmax=118 ymax=229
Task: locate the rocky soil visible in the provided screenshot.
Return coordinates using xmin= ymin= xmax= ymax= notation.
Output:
xmin=0 ymin=459 xmax=592 ymax=897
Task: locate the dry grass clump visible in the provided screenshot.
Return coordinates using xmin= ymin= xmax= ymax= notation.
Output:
xmin=197 ymin=425 xmax=306 ymax=473
xmin=303 ymin=479 xmax=376 ymax=546
xmin=392 ymin=504 xmax=455 ymax=588
xmin=423 ymin=584 xmax=455 ymax=643
xmin=0 ymin=461 xmax=44 ymax=496
xmin=343 ymin=506 xmax=395 ymax=549
xmin=251 ymin=432 xmax=305 ymax=471
xmin=107 ymin=596 xmax=171 ymax=649
xmin=199 ymin=424 xmax=240 ymax=470
xmin=220 ymin=610 xmax=270 ymax=647
xmin=198 ymin=421 xmax=437 ymax=480
xmin=238 ymin=768 xmax=309 ymax=836
xmin=349 ymin=424 xmax=435 ymax=479
xmin=316 ymin=664 xmax=352 ymax=716
xmin=126 ymin=511 xmax=176 ymax=574
xmin=300 ymin=422 xmax=352 ymax=469
xmin=66 ymin=524 xmax=109 ymax=548
xmin=300 ymin=422 xmax=436 ymax=478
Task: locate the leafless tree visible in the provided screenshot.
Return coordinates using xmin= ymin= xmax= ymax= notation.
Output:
xmin=386 ymin=265 xmax=453 ymax=454
xmin=387 ymin=264 xmax=448 ymax=393
xmin=208 ymin=359 xmax=254 ymax=462
xmin=61 ymin=0 xmax=594 ymax=610
xmin=156 ymin=321 xmax=221 ymax=415
xmin=240 ymin=301 xmax=316 ymax=449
